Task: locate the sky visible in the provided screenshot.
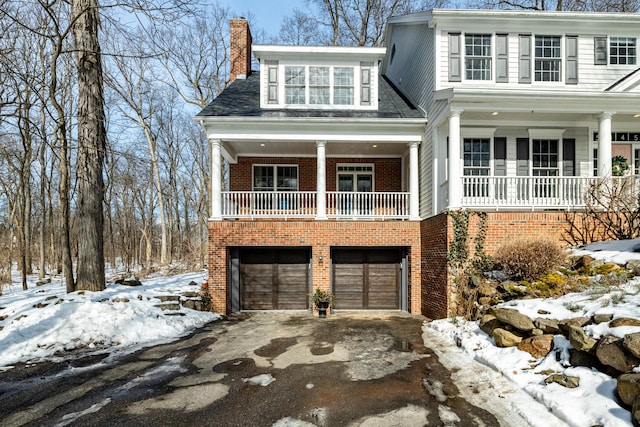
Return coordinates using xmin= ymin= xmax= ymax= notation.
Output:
xmin=228 ymin=0 xmax=300 ymax=39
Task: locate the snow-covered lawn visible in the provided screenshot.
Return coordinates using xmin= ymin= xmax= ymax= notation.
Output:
xmin=425 ymin=239 xmax=640 ymax=427
xmin=0 ymin=270 xmax=220 ymax=368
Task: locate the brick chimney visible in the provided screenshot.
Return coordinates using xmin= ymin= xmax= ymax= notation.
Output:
xmin=230 ymin=18 xmax=252 ymax=83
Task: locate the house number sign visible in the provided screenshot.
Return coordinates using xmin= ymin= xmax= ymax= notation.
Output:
xmin=593 ymin=132 xmax=640 ymax=142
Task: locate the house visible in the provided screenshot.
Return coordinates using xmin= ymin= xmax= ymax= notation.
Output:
xmin=197 ymin=11 xmax=640 ymax=319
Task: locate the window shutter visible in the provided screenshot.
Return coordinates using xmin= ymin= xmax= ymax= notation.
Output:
xmin=360 ymin=62 xmax=372 ymax=106
xmin=594 ymin=36 xmax=607 ymax=65
xmin=563 ymin=139 xmax=576 ymax=176
xmin=449 ymin=33 xmax=462 ymax=82
xmin=519 ymin=35 xmax=531 ymax=84
xmin=496 ymin=34 xmax=509 ymax=83
xmin=494 ymin=137 xmax=507 ymax=176
xmin=516 ymin=138 xmax=529 ymax=176
xmin=266 ymin=60 xmax=278 ymax=104
xmin=566 ymin=36 xmax=578 ymax=85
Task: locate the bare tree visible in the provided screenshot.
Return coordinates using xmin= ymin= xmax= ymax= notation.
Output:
xmin=278 ymin=9 xmax=327 ymax=45
xmin=468 ymin=0 xmax=639 ymax=12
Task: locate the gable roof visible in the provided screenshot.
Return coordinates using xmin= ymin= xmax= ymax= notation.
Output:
xmin=196 ymin=71 xmax=423 ymax=120
xmin=606 ymin=67 xmax=640 ymax=92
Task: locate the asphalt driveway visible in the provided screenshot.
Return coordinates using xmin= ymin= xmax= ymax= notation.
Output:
xmin=1 ymin=312 xmax=503 ymax=426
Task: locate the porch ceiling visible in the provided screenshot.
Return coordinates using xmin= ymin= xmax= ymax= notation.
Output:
xmin=222 ymin=139 xmax=408 ymax=160
xmin=458 ymin=111 xmax=640 ymax=127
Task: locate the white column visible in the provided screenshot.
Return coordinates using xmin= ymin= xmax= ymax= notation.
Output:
xmin=598 ymin=112 xmax=614 ymax=177
xmin=448 ymin=108 xmax=463 ymax=209
xmin=409 ymin=141 xmax=420 ymax=220
xmin=210 ymin=139 xmax=222 ymax=220
xmin=316 ymin=141 xmax=328 ymax=220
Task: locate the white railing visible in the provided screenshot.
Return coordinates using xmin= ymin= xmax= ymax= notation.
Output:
xmin=222 ymin=191 xmax=317 ymax=219
xmin=327 ymin=191 xmax=409 ymax=219
xmin=461 ymin=176 xmax=640 ymax=209
xmin=221 ymin=191 xmax=410 ymax=219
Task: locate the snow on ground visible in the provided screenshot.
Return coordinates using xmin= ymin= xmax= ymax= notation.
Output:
xmin=425 ymin=239 xmax=640 ymax=427
xmin=0 ymin=269 xmax=220 ymax=369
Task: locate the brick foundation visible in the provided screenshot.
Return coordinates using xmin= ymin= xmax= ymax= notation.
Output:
xmin=208 ymin=220 xmax=421 ymax=315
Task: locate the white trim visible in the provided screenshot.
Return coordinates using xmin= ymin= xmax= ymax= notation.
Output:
xmin=528 ymin=128 xmax=566 ymax=140
xmin=461 ymin=127 xmax=497 ymax=138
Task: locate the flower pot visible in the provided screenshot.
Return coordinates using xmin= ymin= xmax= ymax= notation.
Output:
xmin=317 ymin=300 xmax=330 ymax=318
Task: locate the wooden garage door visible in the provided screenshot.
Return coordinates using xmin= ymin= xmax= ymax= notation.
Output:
xmin=332 ymin=248 xmax=400 ymax=309
xmin=240 ymin=248 xmax=309 ymax=310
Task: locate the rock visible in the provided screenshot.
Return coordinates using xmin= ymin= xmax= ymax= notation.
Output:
xmin=188 ymin=280 xmax=199 ymax=286
xmin=154 ymin=295 xmax=181 ymax=302
xmin=558 ymin=317 xmax=591 ymax=334
xmin=537 ymin=309 xmax=551 ymax=315
xmin=45 ymin=296 xmax=57 ymax=301
xmin=112 ymin=298 xmax=129 ymax=303
xmin=531 ymin=328 xmax=543 ymax=336
xmin=115 ymin=278 xmax=142 ymax=287
xmin=194 ymin=301 xmax=203 ymax=311
xmin=518 ymin=334 xmax=554 ymax=358
xmin=478 ymin=283 xmax=497 ymax=297
xmin=480 ymin=314 xmax=503 ymax=336
xmin=534 ymin=318 xmax=562 ymax=335
xmin=492 ymin=328 xmax=523 ymax=347
xmin=596 ymin=336 xmax=640 ymax=374
xmin=492 ymin=307 xmax=535 ymax=332
xmin=617 ymin=373 xmax=640 ymax=407
xmin=36 ymin=278 xmax=51 ymax=286
xmin=32 ymin=303 xmax=48 ymax=309
xmin=182 ymin=300 xmax=196 ymax=310
xmin=624 ymin=333 xmax=640 ymax=359
xmin=544 ymin=373 xmax=580 ymax=388
xmin=568 ymin=325 xmax=597 ymax=351
xmin=594 ymin=313 xmax=614 ymax=324
xmin=182 ymin=291 xmax=200 ymax=298
xmin=570 ymin=349 xmax=604 ymax=370
xmin=155 ymin=303 xmax=181 ymax=311
xmin=626 ymin=260 xmax=640 ymax=276
xmin=574 ymin=254 xmax=594 ymax=269
xmin=478 ymin=297 xmax=493 ymax=307
xmin=611 ymin=318 xmax=640 ymax=328
xmin=633 ymin=397 xmax=640 ymax=427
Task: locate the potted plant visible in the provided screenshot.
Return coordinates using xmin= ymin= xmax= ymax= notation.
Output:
xmin=311 ymin=288 xmax=335 ymax=318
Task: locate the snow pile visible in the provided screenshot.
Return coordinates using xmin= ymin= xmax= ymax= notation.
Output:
xmin=0 ymin=270 xmax=219 ymax=368
xmin=425 ymin=239 xmax=640 ymax=427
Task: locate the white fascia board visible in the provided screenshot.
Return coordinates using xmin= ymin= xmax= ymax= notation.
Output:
xmin=441 ymin=89 xmax=640 ymax=114
xmin=253 ymin=45 xmax=386 ymax=61
xmin=202 ymin=118 xmax=425 ymax=143
xmin=388 ymin=9 xmax=640 ymax=33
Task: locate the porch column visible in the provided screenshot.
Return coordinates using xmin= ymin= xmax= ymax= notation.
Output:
xmin=409 ymin=141 xmax=420 ymax=220
xmin=598 ymin=112 xmax=615 ymax=177
xmin=448 ymin=108 xmax=463 ymax=209
xmin=210 ymin=139 xmax=222 ymax=220
xmin=316 ymin=141 xmax=328 ymax=220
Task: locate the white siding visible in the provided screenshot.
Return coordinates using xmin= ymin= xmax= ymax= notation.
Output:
xmin=385 ymin=23 xmax=434 ymax=114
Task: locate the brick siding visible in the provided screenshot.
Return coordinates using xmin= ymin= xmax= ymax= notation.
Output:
xmin=208 ymin=220 xmax=421 ymax=315
xmin=229 ymin=157 xmax=402 ymax=191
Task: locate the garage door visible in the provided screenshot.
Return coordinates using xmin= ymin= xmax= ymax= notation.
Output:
xmin=332 ymin=248 xmax=400 ymax=309
xmin=240 ymin=248 xmax=309 ymax=310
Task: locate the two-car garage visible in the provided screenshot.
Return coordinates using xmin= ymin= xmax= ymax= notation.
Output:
xmin=229 ymin=247 xmax=407 ymax=312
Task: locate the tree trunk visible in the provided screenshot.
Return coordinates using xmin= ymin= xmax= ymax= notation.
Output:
xmin=73 ymin=0 xmax=106 ymax=291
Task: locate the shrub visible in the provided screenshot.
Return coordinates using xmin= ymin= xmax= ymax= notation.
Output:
xmin=493 ymin=237 xmax=568 ymax=281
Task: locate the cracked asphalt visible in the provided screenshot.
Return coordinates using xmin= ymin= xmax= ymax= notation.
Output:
xmin=0 ymin=312 xmax=504 ymax=427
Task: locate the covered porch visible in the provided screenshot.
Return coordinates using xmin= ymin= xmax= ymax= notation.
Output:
xmin=433 ymin=88 xmax=640 ymax=212
xmin=203 ymin=117 xmax=426 ymax=221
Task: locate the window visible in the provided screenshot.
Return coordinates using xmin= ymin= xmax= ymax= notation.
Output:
xmin=635 ymin=149 xmax=640 ymax=175
xmin=535 ymin=36 xmax=561 ymax=82
xmin=532 ymin=139 xmax=559 ymax=176
xmin=593 ymin=148 xmax=598 ymax=176
xmin=333 ymin=67 xmax=354 ymax=105
xmin=284 ymin=67 xmax=305 ymax=104
xmin=610 ymin=37 xmax=636 ymax=65
xmin=309 ymin=67 xmax=329 ymax=104
xmin=465 ymin=34 xmax=492 ymax=80
xmin=253 ymin=165 xmax=298 ymax=191
xmin=463 ymin=139 xmax=490 ymax=176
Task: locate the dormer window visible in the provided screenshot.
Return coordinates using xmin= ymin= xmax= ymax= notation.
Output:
xmin=255 ymin=45 xmax=384 ymax=110
xmin=610 ymin=37 xmax=636 ymax=65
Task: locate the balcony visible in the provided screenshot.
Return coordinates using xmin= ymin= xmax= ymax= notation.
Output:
xmin=461 ymin=176 xmax=640 ymax=210
xmin=221 ymin=191 xmax=411 ymax=220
